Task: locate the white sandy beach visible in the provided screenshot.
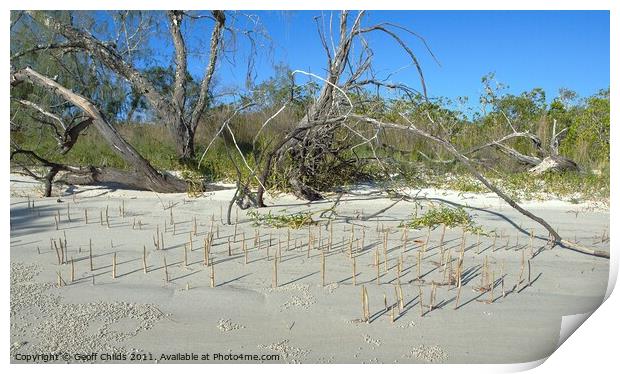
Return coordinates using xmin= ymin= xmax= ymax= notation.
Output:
xmin=9 ymin=174 xmax=610 ymax=364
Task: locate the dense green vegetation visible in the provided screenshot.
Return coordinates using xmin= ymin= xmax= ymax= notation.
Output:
xmin=401 ymin=205 xmax=485 ymax=235
xmin=247 ymin=210 xmax=316 ymax=229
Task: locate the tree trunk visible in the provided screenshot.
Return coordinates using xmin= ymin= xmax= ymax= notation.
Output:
xmin=173 ymin=118 xmax=195 ymax=164
xmin=12 ymin=67 xmax=188 ymax=193
xmin=57 ymin=166 xmax=187 ymax=192
xmin=529 ymin=155 xmax=579 ymax=175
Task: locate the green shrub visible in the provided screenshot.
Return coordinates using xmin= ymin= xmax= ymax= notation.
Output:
xmin=402 ymin=205 xmax=485 ymax=234
xmin=247 ymin=210 xmax=316 ymax=229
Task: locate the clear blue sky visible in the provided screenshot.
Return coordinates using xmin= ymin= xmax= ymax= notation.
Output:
xmin=200 ymin=10 xmax=609 ymax=112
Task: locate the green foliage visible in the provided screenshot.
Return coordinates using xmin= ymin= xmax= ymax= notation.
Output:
xmin=441 ymin=175 xmax=487 ymax=193
xmin=499 ymin=170 xmax=609 ymax=202
xmin=560 ymin=89 xmax=610 ymax=169
xmin=402 ymin=205 xmax=485 ymax=234
xmin=247 ymin=210 xmax=316 ymax=229
xmin=242 ymin=63 xmax=318 ymax=115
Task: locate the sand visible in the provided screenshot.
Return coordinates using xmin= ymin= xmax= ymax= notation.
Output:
xmin=9 ymin=174 xmax=610 ymax=364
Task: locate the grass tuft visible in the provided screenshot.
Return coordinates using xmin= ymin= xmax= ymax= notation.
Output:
xmin=402 ymin=205 xmax=486 ymax=235
xmin=247 ymin=210 xmax=316 ymax=229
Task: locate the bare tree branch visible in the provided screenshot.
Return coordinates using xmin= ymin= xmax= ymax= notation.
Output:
xmin=349 ymin=113 xmax=608 ymax=259
xmin=189 ymin=10 xmax=226 ymax=133
xmin=13 ymin=98 xmax=67 ymax=133
xmin=357 ymin=24 xmax=429 ymax=100
xmin=10 ymin=42 xmax=82 ymax=61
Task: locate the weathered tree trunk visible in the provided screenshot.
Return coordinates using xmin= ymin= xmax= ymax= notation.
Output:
xmin=57 ymin=167 xmax=187 ymax=191
xmin=171 ymin=117 xmax=195 ymax=163
xmin=11 ymin=67 xmax=188 ymax=193
xmin=528 ymin=120 xmax=579 ymax=174
xmin=11 ymin=149 xmax=192 ymax=196
xmin=529 ymin=155 xmax=579 ymax=175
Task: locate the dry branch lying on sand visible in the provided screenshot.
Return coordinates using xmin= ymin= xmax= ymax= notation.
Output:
xmin=349 ymin=114 xmax=608 ymax=259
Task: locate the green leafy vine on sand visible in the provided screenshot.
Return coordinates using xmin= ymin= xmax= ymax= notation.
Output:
xmin=401 ymin=205 xmax=486 ymax=235
xmin=247 ymin=210 xmax=316 ymax=229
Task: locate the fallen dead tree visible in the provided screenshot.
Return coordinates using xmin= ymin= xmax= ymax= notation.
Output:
xmin=349 ymin=113 xmax=608 ymax=259
xmin=10 ymin=148 xmax=180 ymax=196
xmin=256 ymin=11 xmax=435 ymax=205
xmin=465 ymin=119 xmax=579 ymax=174
xmin=243 ymin=11 xmax=604 ymax=259
xmin=381 ymin=119 xmax=580 ymax=174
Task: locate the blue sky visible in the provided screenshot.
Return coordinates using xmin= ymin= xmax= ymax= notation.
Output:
xmin=89 ymin=10 xmax=608 ymax=112
xmin=195 ymin=10 xmax=609 ymax=112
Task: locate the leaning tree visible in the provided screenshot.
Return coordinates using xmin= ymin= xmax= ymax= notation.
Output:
xmin=11 ymin=66 xmax=188 ymax=193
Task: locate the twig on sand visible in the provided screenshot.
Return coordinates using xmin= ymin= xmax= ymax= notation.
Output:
xmin=112 ymin=252 xmax=117 ymax=279
xmin=163 ymin=256 xmax=169 ymax=283
xmin=143 ymin=245 xmax=148 ymax=273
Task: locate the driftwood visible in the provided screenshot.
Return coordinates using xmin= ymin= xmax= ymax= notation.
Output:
xmin=11 ymin=148 xmax=186 ymax=196
xmin=529 ymin=155 xmax=578 ymax=175
xmin=57 ymin=168 xmax=183 ymax=192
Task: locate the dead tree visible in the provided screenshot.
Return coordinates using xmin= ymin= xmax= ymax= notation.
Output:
xmin=529 ymin=119 xmax=579 ymax=174
xmin=465 ymin=119 xmax=579 ymax=174
xmin=247 ymin=11 xmax=605 ymax=259
xmin=256 ymin=11 xmax=434 ymax=205
xmin=10 ymin=147 xmax=177 ymax=196
xmin=22 ymin=10 xmax=226 ymax=163
xmin=11 ymin=66 xmax=189 ymax=194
